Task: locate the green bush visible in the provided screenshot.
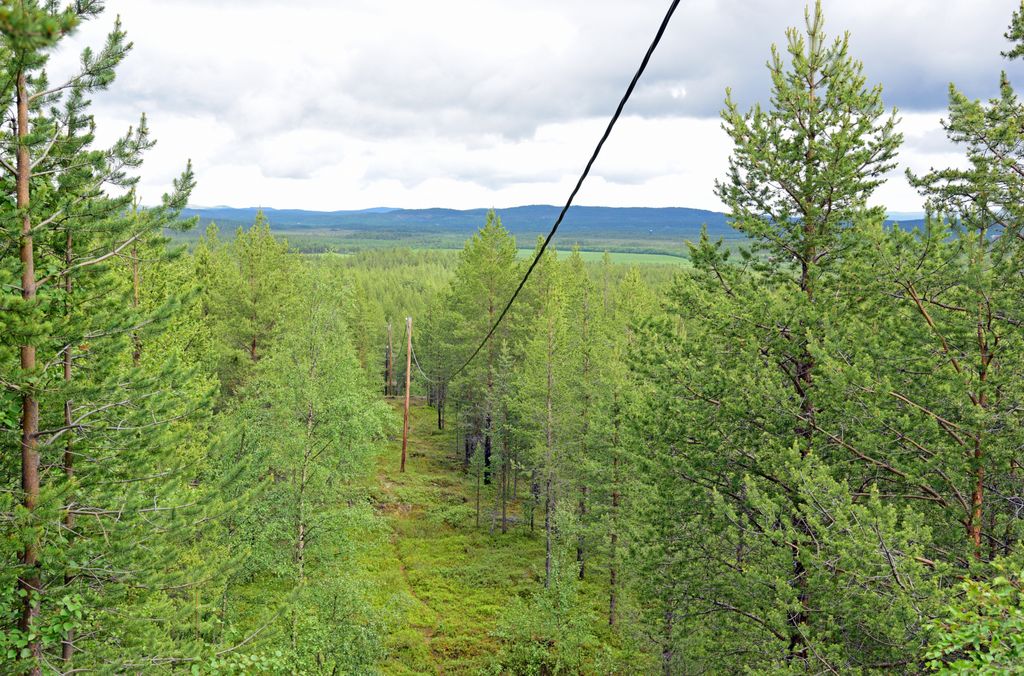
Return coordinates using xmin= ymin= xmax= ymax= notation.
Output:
xmin=926 ymin=568 xmax=1024 ymax=674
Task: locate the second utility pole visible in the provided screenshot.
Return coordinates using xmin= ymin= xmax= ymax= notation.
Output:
xmin=401 ymin=316 xmax=412 ymax=473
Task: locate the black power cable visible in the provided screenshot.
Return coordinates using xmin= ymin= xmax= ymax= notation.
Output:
xmin=410 ymin=339 xmax=438 ymax=384
xmin=448 ymin=0 xmax=682 ymax=380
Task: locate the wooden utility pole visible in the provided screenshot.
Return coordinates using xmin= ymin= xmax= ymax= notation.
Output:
xmin=401 ymin=317 xmax=412 ymax=473
xmin=385 ymin=322 xmax=393 ymax=396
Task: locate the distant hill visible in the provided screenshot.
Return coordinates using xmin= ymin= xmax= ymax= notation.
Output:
xmin=181 ymin=205 xmax=737 ymax=240
xmin=179 ymin=205 xmax=927 ymax=254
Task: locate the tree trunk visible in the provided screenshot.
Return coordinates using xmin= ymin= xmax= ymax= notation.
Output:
xmin=62 ymin=229 xmax=75 ymax=665
xmin=484 ymin=296 xmax=494 ymax=483
xmin=512 ymin=453 xmax=518 ymax=500
xmin=609 ymin=391 xmax=622 ymax=626
xmin=16 ymin=69 xmax=42 ymax=676
xmin=437 ymin=382 xmax=445 ymax=431
xmin=294 ymin=407 xmax=313 ymax=650
xmin=577 ymin=299 xmax=591 ymax=580
xmin=577 ymin=489 xmax=587 ymax=580
xmin=483 ymin=414 xmax=492 ymax=485
xmin=610 ymin=459 xmax=620 ymax=627
xmin=131 ymin=219 xmax=141 ymax=366
xmin=501 ymin=430 xmax=509 ymax=534
xmin=661 ymin=607 xmax=675 ymax=676
xmin=969 ymin=298 xmax=991 ymax=559
xmin=530 ymin=469 xmax=538 ymax=532
xmin=786 ymin=340 xmax=814 ymax=662
xmin=544 ymin=475 xmax=553 ymax=589
xmin=544 ymin=317 xmax=554 ymax=588
xmin=784 ymin=57 xmax=821 ymax=665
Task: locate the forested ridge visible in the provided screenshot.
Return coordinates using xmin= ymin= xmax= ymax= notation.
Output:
xmin=4 ymin=1 xmax=1024 ymax=674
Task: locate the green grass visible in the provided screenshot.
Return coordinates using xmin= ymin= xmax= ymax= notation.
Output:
xmin=515 ymin=248 xmax=691 ymax=266
xmin=364 ymin=247 xmax=692 ymax=266
xmin=222 ymin=400 xmax=652 ymax=673
xmin=363 ymin=401 xmax=550 ymax=675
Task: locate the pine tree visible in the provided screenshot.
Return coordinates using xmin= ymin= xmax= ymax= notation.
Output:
xmin=197 ymin=213 xmax=292 ymax=395
xmin=0 ymin=4 xmax=239 ymax=670
xmin=712 ymin=0 xmax=901 ymax=662
xmin=606 ymin=266 xmax=653 ymax=629
xmin=512 ymin=243 xmax=567 ymax=587
xmin=897 ymin=0 xmax=1024 ymax=564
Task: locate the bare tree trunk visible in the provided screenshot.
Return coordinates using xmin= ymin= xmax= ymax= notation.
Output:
xmin=483 ymin=414 xmax=492 ymax=485
xmin=530 ymin=469 xmax=538 ymax=532
xmin=16 ymin=70 xmax=42 ymax=676
xmin=437 ymin=381 xmax=445 ymax=431
xmin=500 ymin=429 xmax=509 ymax=534
xmin=513 ymin=453 xmax=518 ymax=500
xmin=454 ymin=405 xmax=461 ymax=461
xmin=969 ymin=297 xmax=991 ymax=559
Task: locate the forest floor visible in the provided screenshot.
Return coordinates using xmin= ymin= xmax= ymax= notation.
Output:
xmin=362 ymin=400 xmax=545 ymax=675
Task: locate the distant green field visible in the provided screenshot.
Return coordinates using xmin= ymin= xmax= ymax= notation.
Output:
xmin=176 ymin=225 xmax=719 ymax=264
xmin=516 ymin=248 xmax=691 ymax=266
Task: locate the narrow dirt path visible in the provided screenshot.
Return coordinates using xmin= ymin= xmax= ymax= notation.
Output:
xmin=375 ymin=455 xmax=444 ymax=674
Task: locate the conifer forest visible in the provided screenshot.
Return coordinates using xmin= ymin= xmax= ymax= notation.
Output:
xmin=5 ymin=0 xmax=1024 ymax=674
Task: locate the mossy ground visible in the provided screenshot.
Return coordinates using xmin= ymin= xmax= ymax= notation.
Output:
xmin=361 ymin=401 xmax=546 ymax=674
xmin=223 ymin=400 xmax=645 ymax=673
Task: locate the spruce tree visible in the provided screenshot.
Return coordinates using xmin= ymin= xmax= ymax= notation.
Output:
xmin=445 ymin=211 xmax=520 ymax=478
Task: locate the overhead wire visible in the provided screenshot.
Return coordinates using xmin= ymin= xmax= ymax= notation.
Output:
xmin=446 ymin=0 xmax=682 ymax=380
xmin=392 ymin=322 xmax=407 ymax=367
xmin=388 ymin=319 xmax=408 ymax=395
xmin=410 ymin=339 xmax=439 ymax=384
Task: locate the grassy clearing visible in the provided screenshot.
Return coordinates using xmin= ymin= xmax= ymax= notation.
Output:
xmin=514 ymin=248 xmax=691 ymax=266
xmin=225 ymin=401 xmax=647 ymax=673
xmin=363 ymin=401 xmax=548 ymax=675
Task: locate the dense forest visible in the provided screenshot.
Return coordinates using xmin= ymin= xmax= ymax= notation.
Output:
xmin=4 ymin=1 xmax=1024 ymax=674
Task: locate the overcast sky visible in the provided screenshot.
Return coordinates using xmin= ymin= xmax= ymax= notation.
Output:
xmin=47 ymin=0 xmax=1022 ymax=212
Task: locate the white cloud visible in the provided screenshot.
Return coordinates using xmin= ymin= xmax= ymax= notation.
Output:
xmin=39 ymin=0 xmax=1021 ymax=211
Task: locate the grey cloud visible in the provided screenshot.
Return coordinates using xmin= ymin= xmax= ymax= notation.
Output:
xmin=66 ymin=0 xmax=1019 ymax=148
xmin=903 ymin=125 xmax=958 ymax=156
xmin=42 ymin=0 xmax=1016 ymax=209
